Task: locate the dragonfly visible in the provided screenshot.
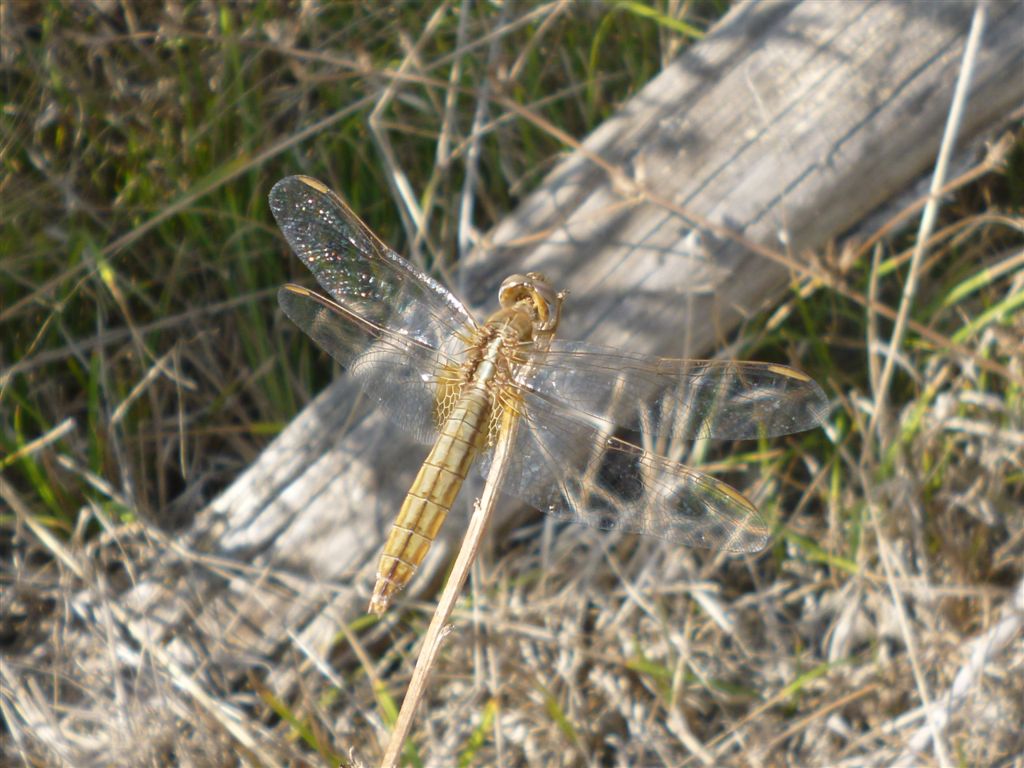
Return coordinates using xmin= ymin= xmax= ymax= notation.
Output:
xmin=270 ymin=176 xmax=828 ymax=615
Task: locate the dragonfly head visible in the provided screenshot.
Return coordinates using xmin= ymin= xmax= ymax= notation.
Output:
xmin=498 ymin=272 xmax=566 ymax=338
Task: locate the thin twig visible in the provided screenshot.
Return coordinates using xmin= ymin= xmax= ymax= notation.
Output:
xmin=455 ymin=0 xmax=506 ymax=275
xmin=368 ymin=3 xmax=450 ymax=271
xmin=860 ymin=7 xmax=988 ymax=767
xmin=868 ymin=1 xmax=987 ymax=442
xmin=379 ymin=407 xmax=520 ymax=768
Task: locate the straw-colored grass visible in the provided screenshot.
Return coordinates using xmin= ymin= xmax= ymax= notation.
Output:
xmin=2 ymin=2 xmax=1021 ymax=766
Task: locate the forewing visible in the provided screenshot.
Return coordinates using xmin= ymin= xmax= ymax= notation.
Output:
xmin=279 ymin=285 xmax=460 ymax=444
xmin=518 ymin=340 xmax=828 ymax=441
xmin=270 ymin=175 xmax=475 ymax=351
xmin=481 ymin=387 xmax=770 ymax=553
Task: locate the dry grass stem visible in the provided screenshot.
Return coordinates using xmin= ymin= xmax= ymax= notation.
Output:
xmin=380 ymin=408 xmax=520 ymax=767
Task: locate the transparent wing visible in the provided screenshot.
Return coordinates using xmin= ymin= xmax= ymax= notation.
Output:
xmin=517 ymin=340 xmax=828 ymax=441
xmin=481 ymin=387 xmax=770 ymax=553
xmin=279 ymin=285 xmax=462 ymax=444
xmin=270 ymin=175 xmax=475 ymax=351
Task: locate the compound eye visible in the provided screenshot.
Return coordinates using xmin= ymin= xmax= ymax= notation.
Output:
xmin=498 ymin=274 xmax=530 ymax=308
xmin=528 ymin=279 xmax=557 ymax=316
xmin=498 ymin=273 xmax=562 ymax=332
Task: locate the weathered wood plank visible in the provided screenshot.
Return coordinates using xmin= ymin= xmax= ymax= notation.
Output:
xmin=123 ymin=0 xmax=1022 ymax=693
xmin=466 ymin=0 xmax=1022 ymax=351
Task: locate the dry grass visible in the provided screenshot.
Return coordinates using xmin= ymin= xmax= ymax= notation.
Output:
xmin=2 ymin=2 xmax=1022 ymax=767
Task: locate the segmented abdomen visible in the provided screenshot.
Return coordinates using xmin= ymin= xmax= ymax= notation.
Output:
xmin=368 ymin=387 xmax=490 ymax=614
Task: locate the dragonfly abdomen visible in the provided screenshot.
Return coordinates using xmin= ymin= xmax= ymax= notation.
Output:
xmin=369 ymin=387 xmax=491 ymax=615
